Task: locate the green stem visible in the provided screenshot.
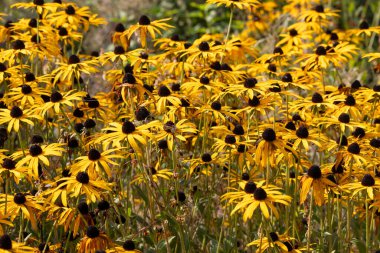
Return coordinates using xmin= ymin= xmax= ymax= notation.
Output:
xmin=221 ymin=7 xmax=234 ymax=62
xmin=346 ymin=162 xmax=353 ymax=250
xmin=307 ymin=190 xmax=313 ymax=251
xmin=337 ymin=196 xmax=342 ymax=251
xmin=42 ymin=221 xmax=57 ymax=253
xmin=18 ymin=209 xmax=23 ymax=242
xmin=216 ymin=205 xmax=226 ymax=253
xmin=60 ymin=106 xmax=84 ymax=146
xmin=17 ymin=131 xmax=25 ymax=156
xmin=4 ymin=171 xmax=9 ymax=215
xmin=293 ymin=146 xmax=302 ymax=240
xmin=366 ymin=194 xmax=370 ymax=252
xmin=225 ymin=7 xmax=234 ymax=44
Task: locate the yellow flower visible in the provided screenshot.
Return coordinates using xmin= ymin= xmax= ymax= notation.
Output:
xmin=222 ymin=181 xmax=291 ymax=220
xmin=76 ymin=226 xmax=111 ymax=253
xmin=185 ymin=152 xmax=225 ymax=176
xmin=363 ymin=52 xmax=380 ymax=62
xmin=5 ymin=83 xmax=49 ymax=107
xmin=224 ymin=37 xmax=258 ymax=62
xmin=70 ymin=148 xmax=123 ymax=178
xmin=181 ymin=75 xmax=225 ymax=98
xmin=345 ymin=174 xmax=380 ymax=200
xmin=347 ymin=20 xmax=380 ymax=37
xmin=52 ymin=54 xmax=99 ymax=85
xmin=52 ymin=171 xmax=112 ymax=203
xmin=0 ymin=234 xmax=35 ymax=252
xmin=255 ymin=127 xmax=287 ymax=169
xmin=0 ymin=193 xmax=44 ymax=231
xmin=298 ymin=5 xmax=339 ymax=23
xmin=0 ymin=39 xmax=33 ymax=66
xmin=47 ymin=4 xmax=105 ymax=31
xmin=247 ymin=232 xmax=297 ymax=252
xmin=47 ymin=204 xmax=94 ymax=237
xmin=180 ymin=40 xmax=223 ymax=64
xmin=0 ymin=63 xmax=17 ymax=83
xmin=121 ymin=15 xmax=174 ymax=48
xmin=112 ymin=23 xmax=129 ymax=50
xmin=300 ymin=165 xmax=336 ymax=206
xmin=106 ymin=241 xmax=142 ymax=252
xmin=276 ymin=28 xmax=312 ymax=51
xmin=154 ymin=119 xmax=198 ymax=151
xmin=12 ymin=143 xmax=65 ymax=178
xmin=40 ymin=90 xmax=87 ymax=116
xmin=225 ymin=76 xmax=270 ymax=99
xmin=131 ymin=162 xmax=173 ymax=184
xmin=95 ymin=120 xmax=157 ymax=154
xmin=206 ymin=0 xmax=261 ymax=10
xmin=99 ymin=46 xmax=130 ymax=64
xmin=0 ymin=106 xmax=40 ymax=133
xmin=0 ymin=157 xmax=28 ymax=184
xmin=284 ymin=125 xmax=327 ymax=151
xmin=195 ymin=101 xmax=239 ymax=124
xmin=152 ymin=85 xmax=182 ymax=114
xmin=11 ymin=1 xmax=60 ymax=16
xmin=295 ymin=45 xmax=343 ymax=71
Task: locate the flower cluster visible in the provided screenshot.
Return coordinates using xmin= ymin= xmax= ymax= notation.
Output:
xmin=0 ymin=0 xmax=379 ymax=252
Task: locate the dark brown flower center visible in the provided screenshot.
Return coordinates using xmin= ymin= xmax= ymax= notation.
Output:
xmin=88 ymin=149 xmax=101 ymax=161
xmin=211 ymin=101 xmax=222 ymax=111
xmin=345 ymin=95 xmax=356 ymax=106
xmin=338 ymin=113 xmax=350 ymax=123
xmin=225 ymin=135 xmax=236 ymax=144
xmin=244 ymin=181 xmax=257 ymax=194
xmin=200 ymin=76 xmax=210 ymax=84
xmin=68 ymin=55 xmax=80 ymax=64
xmin=312 ymin=92 xmax=323 ymax=103
xmin=21 ymin=85 xmax=32 ymax=95
xmin=308 ymin=165 xmax=322 ymax=179
xmin=13 ymin=40 xmax=25 ymax=50
xmin=347 ymin=142 xmax=360 ymax=154
xmin=253 ymin=187 xmax=267 ymax=200
xmin=139 ymin=15 xmax=151 ymax=25
xmin=0 ymin=234 xmax=12 ymax=250
xmin=315 ymin=46 xmax=326 ymax=55
xmin=76 ymin=172 xmax=90 ymax=184
xmin=10 ymin=106 xmax=23 ymax=118
xmin=33 ymin=0 xmax=44 ymax=5
xmin=65 ymin=5 xmax=76 ymax=15
xmin=13 ymin=193 xmax=26 ymax=204
xmin=262 ymin=128 xmax=276 ymax=142
xmin=198 ymin=41 xmax=210 ymax=51
xmin=123 ymin=73 xmax=136 ymax=84
xmin=158 ymin=86 xmax=171 ymax=97
xmin=50 ymin=91 xmax=63 ymax=102
xmin=269 ymin=232 xmax=279 ymax=242
xmin=359 ymin=21 xmax=369 ymax=29
xmin=122 ymin=120 xmax=136 ymax=134
xmin=201 ymin=153 xmax=212 ymax=162
xmin=361 ymin=174 xmax=375 ymax=187
xmin=244 ymin=78 xmax=257 ymax=88
xmin=123 ymin=240 xmax=135 ymax=250
xmin=77 ymin=202 xmax=89 ymax=214
xmin=248 ymin=96 xmax=260 ymax=107
xmin=59 ymin=27 xmax=68 ymax=36
xmin=233 ymin=125 xmax=244 ymax=135
xmin=296 ymin=126 xmax=309 ymax=138
xmin=86 ymin=226 xmax=99 ymax=238
xmin=2 ymin=158 xmax=15 ymax=170
xmin=289 ymin=29 xmax=298 ymax=37
xmin=29 ymin=144 xmax=43 ymax=156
